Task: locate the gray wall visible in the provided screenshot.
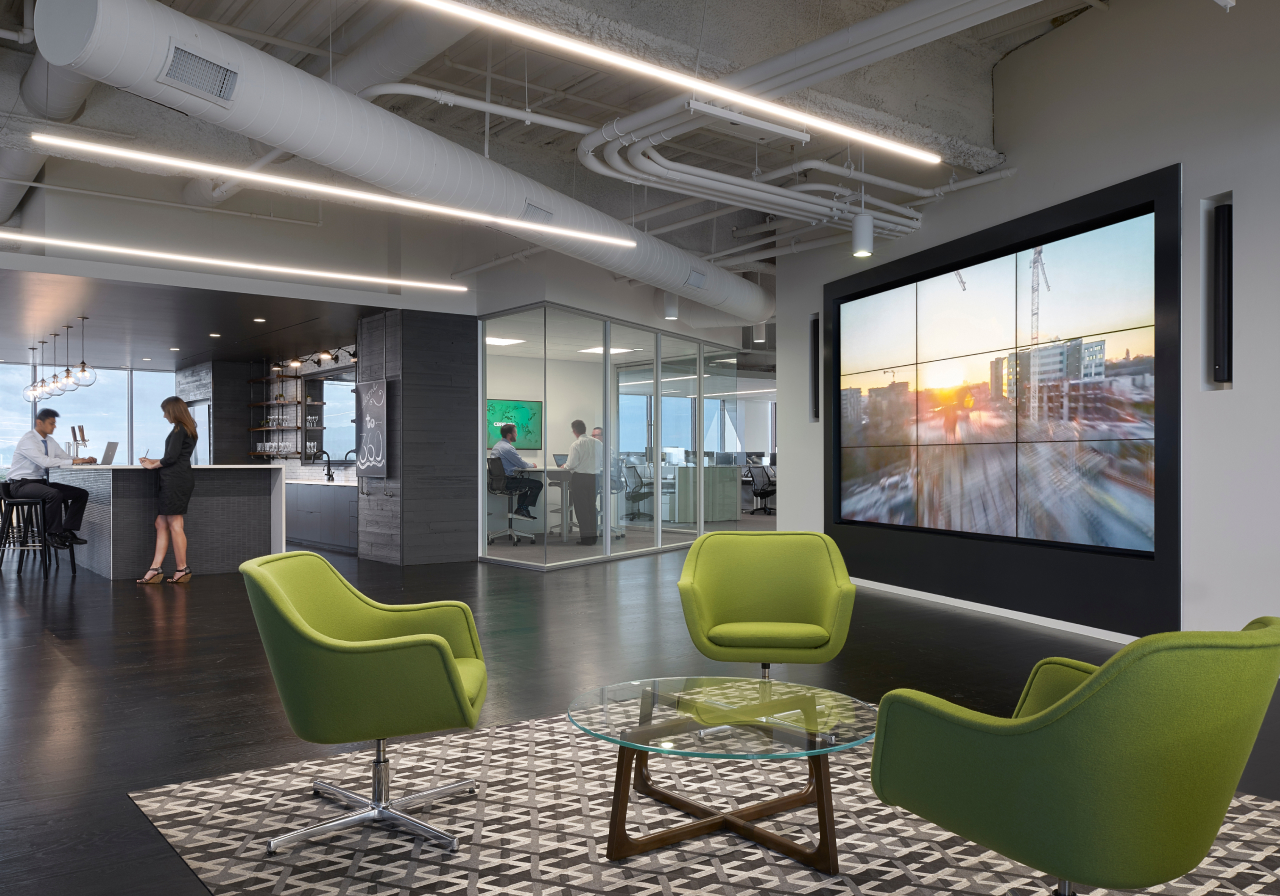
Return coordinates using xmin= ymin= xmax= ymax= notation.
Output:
xmin=775 ymin=0 xmax=1278 ymax=634
xmin=356 ymin=309 xmax=477 ymax=565
xmin=177 ymin=360 xmax=257 ymax=465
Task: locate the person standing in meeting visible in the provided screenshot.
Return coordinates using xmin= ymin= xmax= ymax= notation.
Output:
xmin=491 ymin=422 xmax=542 ymax=519
xmin=7 ymin=408 xmax=96 ymax=549
xmin=136 ymin=396 xmax=198 ymax=584
xmin=562 ymin=419 xmax=603 ymax=546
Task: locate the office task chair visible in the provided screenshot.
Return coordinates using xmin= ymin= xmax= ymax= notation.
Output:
xmin=623 ymin=464 xmax=654 ymax=521
xmin=486 ymin=457 xmax=535 ymax=546
xmin=678 ymin=531 xmax=856 ymax=679
xmin=0 ymin=482 xmax=75 ymax=578
xmin=872 ymin=617 xmax=1280 ymax=895
xmin=605 ymin=456 xmax=626 ymax=539
xmin=747 ymin=465 xmax=776 ymax=515
xmin=240 ymin=551 xmax=488 ymax=855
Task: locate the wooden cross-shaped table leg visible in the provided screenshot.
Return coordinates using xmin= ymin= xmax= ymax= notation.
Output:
xmin=605 ymin=746 xmax=839 ymax=874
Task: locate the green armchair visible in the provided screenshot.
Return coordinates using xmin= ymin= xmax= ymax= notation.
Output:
xmin=677 ymin=531 xmax=857 ymax=678
xmin=871 ymin=617 xmax=1280 ymax=893
xmin=240 ymin=551 xmax=487 ymax=854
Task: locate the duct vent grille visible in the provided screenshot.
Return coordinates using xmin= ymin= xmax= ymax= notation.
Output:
xmin=684 ymin=268 xmax=707 ymax=289
xmin=519 ymin=202 xmax=553 ymax=224
xmin=162 ymin=46 xmax=239 ymax=104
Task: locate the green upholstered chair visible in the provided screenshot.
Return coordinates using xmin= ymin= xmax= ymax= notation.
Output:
xmin=677 ymin=531 xmax=857 ymax=679
xmin=871 ymin=617 xmax=1280 ymax=895
xmin=240 ymin=551 xmax=487 ymax=854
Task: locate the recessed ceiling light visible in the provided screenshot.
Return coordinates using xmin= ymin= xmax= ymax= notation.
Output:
xmin=34 ymin=134 xmax=641 ymax=247
xmin=209 ymin=333 xmax=221 ymax=337
xmin=410 ymin=0 xmax=941 ymax=164
xmin=578 ymin=347 xmax=636 ymax=354
xmin=485 ymin=337 xmax=526 ymax=346
xmin=253 ymin=318 xmax=266 ymax=323
xmin=0 ymin=233 xmax=467 ymax=292
xmin=142 ymin=357 xmax=151 ymax=361
xmin=169 ymin=347 xmax=180 ymax=351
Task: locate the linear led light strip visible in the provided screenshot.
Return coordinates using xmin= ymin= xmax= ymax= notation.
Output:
xmin=410 ymin=0 xmax=941 ymax=165
xmin=0 ymin=233 xmax=467 ymax=291
xmin=31 ymin=134 xmax=637 ymax=249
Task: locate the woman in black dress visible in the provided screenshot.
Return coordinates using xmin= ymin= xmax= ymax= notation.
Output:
xmin=136 ymin=396 xmax=198 ymax=584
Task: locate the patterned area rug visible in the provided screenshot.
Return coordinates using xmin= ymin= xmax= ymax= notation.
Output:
xmin=131 ymin=715 xmax=1280 ymax=895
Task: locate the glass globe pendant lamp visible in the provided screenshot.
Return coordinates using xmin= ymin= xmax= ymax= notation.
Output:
xmin=40 ymin=339 xmax=63 ymax=397
xmin=60 ymin=325 xmax=78 ymax=392
xmin=47 ymin=334 xmax=66 ymax=395
xmin=21 ymin=347 xmax=40 ymax=402
xmin=72 ymin=316 xmax=96 ymax=387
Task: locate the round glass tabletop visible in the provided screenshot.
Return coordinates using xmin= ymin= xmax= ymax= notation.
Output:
xmin=567 ymin=677 xmax=877 ymax=760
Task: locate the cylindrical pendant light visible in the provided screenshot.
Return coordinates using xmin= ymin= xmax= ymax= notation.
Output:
xmin=663 ymin=291 xmax=679 ymax=321
xmin=72 ymin=316 xmax=97 ymax=386
xmin=852 ymin=213 xmax=874 ymax=258
xmin=752 ymin=323 xmax=767 ymax=343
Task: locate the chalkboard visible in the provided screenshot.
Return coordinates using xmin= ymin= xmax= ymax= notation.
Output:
xmin=355 ymin=380 xmax=388 ymax=478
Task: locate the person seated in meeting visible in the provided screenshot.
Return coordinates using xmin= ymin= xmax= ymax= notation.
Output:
xmin=561 ymin=419 xmax=603 ymax=546
xmin=136 ymin=396 xmax=198 ymax=585
xmin=491 ymin=422 xmax=542 ymax=520
xmin=7 ymin=408 xmax=96 ymax=549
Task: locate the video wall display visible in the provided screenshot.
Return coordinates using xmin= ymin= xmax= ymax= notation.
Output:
xmin=838 ymin=213 xmax=1155 ymax=552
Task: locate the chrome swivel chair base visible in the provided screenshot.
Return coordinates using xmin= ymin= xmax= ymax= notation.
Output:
xmin=267 ymin=738 xmax=476 ymax=855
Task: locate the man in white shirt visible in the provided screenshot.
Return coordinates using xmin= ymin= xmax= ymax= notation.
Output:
xmin=562 ymin=419 xmax=603 ymax=546
xmin=7 ymin=408 xmax=97 ymax=548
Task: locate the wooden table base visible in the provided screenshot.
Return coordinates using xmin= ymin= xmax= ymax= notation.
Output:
xmin=605 ymin=746 xmax=839 ymax=874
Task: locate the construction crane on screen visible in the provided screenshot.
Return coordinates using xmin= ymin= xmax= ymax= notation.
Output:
xmin=1029 ymin=246 xmax=1050 ymax=421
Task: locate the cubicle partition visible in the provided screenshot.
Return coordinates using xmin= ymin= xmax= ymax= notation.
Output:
xmin=480 ymin=304 xmax=761 ymax=569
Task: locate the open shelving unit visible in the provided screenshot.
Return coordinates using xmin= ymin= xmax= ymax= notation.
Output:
xmin=248 ymin=372 xmax=303 ymax=459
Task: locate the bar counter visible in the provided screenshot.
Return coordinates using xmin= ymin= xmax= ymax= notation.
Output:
xmin=49 ymin=465 xmax=285 ymax=579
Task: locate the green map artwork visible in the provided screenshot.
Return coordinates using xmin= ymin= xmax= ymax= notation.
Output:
xmin=486 ymin=399 xmax=543 ymax=450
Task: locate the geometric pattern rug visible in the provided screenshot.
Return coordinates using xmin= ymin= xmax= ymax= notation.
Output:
xmin=130 ymin=715 xmax=1280 ymax=896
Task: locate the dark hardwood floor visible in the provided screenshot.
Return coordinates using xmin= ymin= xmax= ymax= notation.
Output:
xmin=1 ymin=548 xmax=1275 ymax=894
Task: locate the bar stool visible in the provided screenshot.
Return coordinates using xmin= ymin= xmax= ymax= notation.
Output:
xmin=0 ymin=482 xmax=76 ymax=578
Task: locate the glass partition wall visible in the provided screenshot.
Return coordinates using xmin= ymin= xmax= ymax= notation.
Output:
xmin=481 ymin=304 xmax=740 ymax=569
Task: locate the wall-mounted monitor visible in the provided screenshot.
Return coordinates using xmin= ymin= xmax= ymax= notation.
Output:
xmin=825 ymin=166 xmax=1180 ymax=636
xmin=486 ymin=399 xmax=543 ymax=450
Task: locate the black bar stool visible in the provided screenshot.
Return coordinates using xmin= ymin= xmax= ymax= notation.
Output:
xmin=0 ymin=482 xmax=76 ymax=578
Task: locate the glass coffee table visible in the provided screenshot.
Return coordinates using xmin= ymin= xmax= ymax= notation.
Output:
xmin=568 ymin=677 xmax=877 ymax=874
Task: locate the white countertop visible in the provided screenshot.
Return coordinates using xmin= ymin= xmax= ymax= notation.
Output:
xmin=286 ymin=479 xmax=358 ymax=486
xmin=56 ymin=464 xmax=286 ymax=470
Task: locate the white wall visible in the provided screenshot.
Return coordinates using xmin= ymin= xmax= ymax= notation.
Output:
xmin=485 ymin=354 xmax=605 ymax=461
xmin=775 ymin=0 xmax=1280 ymax=631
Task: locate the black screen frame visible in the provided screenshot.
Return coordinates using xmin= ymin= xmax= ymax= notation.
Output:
xmin=823 ymin=165 xmax=1181 ymax=636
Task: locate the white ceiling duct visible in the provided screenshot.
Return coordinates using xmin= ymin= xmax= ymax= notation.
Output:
xmin=0 ymin=51 xmax=96 ymax=224
xmin=34 ymin=0 xmax=773 ymax=324
xmin=183 ymin=7 xmax=475 ymax=208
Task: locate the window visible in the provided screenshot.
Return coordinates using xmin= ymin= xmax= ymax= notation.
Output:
xmin=42 ymin=369 xmax=128 ymax=463
xmin=133 ymin=370 xmax=179 ymax=463
xmin=0 ymin=364 xmax=32 ymax=467
xmin=323 ymin=377 xmax=356 ymax=461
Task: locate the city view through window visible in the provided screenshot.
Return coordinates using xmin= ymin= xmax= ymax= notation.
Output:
xmin=839 ymin=214 xmax=1156 ymax=551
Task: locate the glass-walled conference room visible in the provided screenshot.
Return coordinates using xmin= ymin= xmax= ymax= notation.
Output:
xmin=481 ymin=304 xmax=777 ymax=569
xmin=0 ymin=363 xmax=182 ymax=472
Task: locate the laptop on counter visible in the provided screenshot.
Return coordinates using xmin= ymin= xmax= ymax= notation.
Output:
xmin=98 ymin=442 xmax=118 ymax=465
xmin=553 ymin=453 xmax=568 ymax=466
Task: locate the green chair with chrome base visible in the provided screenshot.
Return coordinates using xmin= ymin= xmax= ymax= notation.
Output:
xmin=871 ymin=617 xmax=1280 ymax=895
xmin=240 ymin=551 xmax=487 ymax=854
xmin=677 ymin=531 xmax=857 ymax=679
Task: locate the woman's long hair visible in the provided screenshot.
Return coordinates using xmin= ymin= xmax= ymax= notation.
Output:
xmin=161 ymin=396 xmax=198 ymax=439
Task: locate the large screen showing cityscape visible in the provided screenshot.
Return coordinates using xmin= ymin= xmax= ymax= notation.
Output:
xmin=838 ymin=214 xmax=1155 ymax=552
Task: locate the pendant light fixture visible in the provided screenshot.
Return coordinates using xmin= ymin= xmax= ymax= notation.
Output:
xmin=47 ymin=334 xmax=66 ymax=396
xmin=852 ymin=149 xmax=874 ymax=259
xmin=21 ymin=347 xmax=40 ymax=403
xmin=72 ymin=316 xmax=96 ymax=386
xmin=60 ymin=325 xmax=78 ymax=391
xmin=35 ymin=340 xmax=54 ymax=399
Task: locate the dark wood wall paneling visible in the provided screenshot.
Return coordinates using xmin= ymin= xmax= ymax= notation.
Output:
xmin=356 ymin=310 xmax=477 ymax=566
xmin=176 ymin=360 xmax=256 ymax=464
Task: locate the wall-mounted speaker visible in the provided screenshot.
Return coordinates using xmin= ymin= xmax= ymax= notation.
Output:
xmin=1212 ymin=204 xmax=1233 ymax=383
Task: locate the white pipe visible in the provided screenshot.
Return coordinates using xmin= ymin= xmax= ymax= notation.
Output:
xmin=358 ymin=84 xmax=594 ymax=134
xmin=35 ymin=0 xmax=774 ymax=323
xmin=0 ymin=0 xmax=33 ymax=44
xmin=786 ymin=182 xmax=922 ymax=218
xmin=759 ymin=158 xmax=1017 ymax=198
xmin=0 ymin=50 xmax=96 ymax=223
xmin=186 ymin=8 xmax=474 ymax=208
